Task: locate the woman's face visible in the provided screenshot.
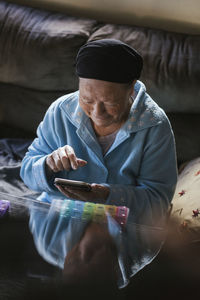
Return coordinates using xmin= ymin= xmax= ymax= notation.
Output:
xmin=79 ymin=78 xmax=135 ymax=133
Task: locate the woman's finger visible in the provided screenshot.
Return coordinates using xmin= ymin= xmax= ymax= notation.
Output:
xmin=46 ymin=154 xmax=59 ymax=172
xmin=65 ymin=146 xmax=78 ymax=170
xmin=77 ymin=158 xmax=87 ymax=167
xmin=58 ymin=147 xmax=71 ymax=171
xmin=52 ymin=150 xmax=64 ymax=171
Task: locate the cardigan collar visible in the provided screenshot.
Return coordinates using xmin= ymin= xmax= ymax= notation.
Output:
xmin=60 ymin=80 xmax=163 ymax=133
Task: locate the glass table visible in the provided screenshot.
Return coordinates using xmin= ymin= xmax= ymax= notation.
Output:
xmin=0 ymin=191 xmax=166 ymax=292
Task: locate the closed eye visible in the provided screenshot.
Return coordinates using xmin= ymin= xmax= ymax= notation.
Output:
xmin=105 ymin=103 xmax=116 ymax=107
xmin=81 ymin=98 xmax=93 ymax=104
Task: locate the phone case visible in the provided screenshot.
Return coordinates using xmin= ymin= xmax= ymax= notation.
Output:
xmin=54 ymin=178 xmax=91 ymax=191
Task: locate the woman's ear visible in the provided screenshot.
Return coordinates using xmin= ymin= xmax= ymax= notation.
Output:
xmin=127 ymin=79 xmax=136 ymax=97
xmin=130 ymin=79 xmax=137 ymax=96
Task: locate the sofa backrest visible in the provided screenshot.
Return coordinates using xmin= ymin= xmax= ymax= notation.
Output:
xmin=7 ymin=0 xmax=200 ymax=35
xmin=1 ymin=1 xmax=199 ymax=113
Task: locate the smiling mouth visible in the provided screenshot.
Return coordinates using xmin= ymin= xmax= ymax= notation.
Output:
xmin=92 ymin=115 xmax=110 ymax=120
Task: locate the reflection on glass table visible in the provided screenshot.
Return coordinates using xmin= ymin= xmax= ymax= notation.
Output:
xmin=0 ymin=191 xmax=166 ymax=290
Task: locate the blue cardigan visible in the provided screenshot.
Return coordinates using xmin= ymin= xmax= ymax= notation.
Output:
xmin=20 ymin=80 xmax=177 ymax=225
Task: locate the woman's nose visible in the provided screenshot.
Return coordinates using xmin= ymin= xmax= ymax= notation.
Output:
xmin=93 ymin=102 xmax=105 ymax=116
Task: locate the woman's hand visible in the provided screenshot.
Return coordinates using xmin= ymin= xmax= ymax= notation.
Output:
xmin=46 ymin=145 xmax=87 ymax=173
xmin=55 ymin=183 xmax=110 ymax=204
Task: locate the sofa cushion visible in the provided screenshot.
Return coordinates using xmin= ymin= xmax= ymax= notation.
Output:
xmin=0 ymin=82 xmax=65 ymax=132
xmin=172 ymin=157 xmax=200 ymax=238
xmin=89 ymin=24 xmax=200 ymax=113
xmin=0 ymin=1 xmax=97 ymax=91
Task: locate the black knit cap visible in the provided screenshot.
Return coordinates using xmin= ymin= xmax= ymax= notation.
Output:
xmin=76 ymin=39 xmax=143 ymax=83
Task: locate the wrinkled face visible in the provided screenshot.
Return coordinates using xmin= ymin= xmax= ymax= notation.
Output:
xmin=79 ymin=78 xmax=135 ymax=130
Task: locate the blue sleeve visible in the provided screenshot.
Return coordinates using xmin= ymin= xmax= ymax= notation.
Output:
xmin=20 ymin=99 xmax=64 ymax=192
xmin=104 ymin=129 xmax=178 ymax=225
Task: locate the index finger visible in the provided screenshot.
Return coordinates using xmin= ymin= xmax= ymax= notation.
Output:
xmin=64 ymin=145 xmax=78 ymax=170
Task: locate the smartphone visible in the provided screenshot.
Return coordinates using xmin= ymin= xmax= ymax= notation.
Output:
xmin=54 ymin=178 xmax=92 ymax=192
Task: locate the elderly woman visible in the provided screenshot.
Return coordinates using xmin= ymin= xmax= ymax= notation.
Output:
xmin=20 ymin=39 xmax=177 ymax=225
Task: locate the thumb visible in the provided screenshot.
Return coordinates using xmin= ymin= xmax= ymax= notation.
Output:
xmin=77 ymin=158 xmax=87 ymax=167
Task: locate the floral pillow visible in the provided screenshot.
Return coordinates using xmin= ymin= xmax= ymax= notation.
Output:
xmin=171 ymin=157 xmax=200 ymax=236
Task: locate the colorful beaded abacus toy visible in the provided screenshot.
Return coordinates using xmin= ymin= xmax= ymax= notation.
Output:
xmin=59 ymin=200 xmax=129 ymax=228
xmin=0 ymin=194 xmax=129 ymax=228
